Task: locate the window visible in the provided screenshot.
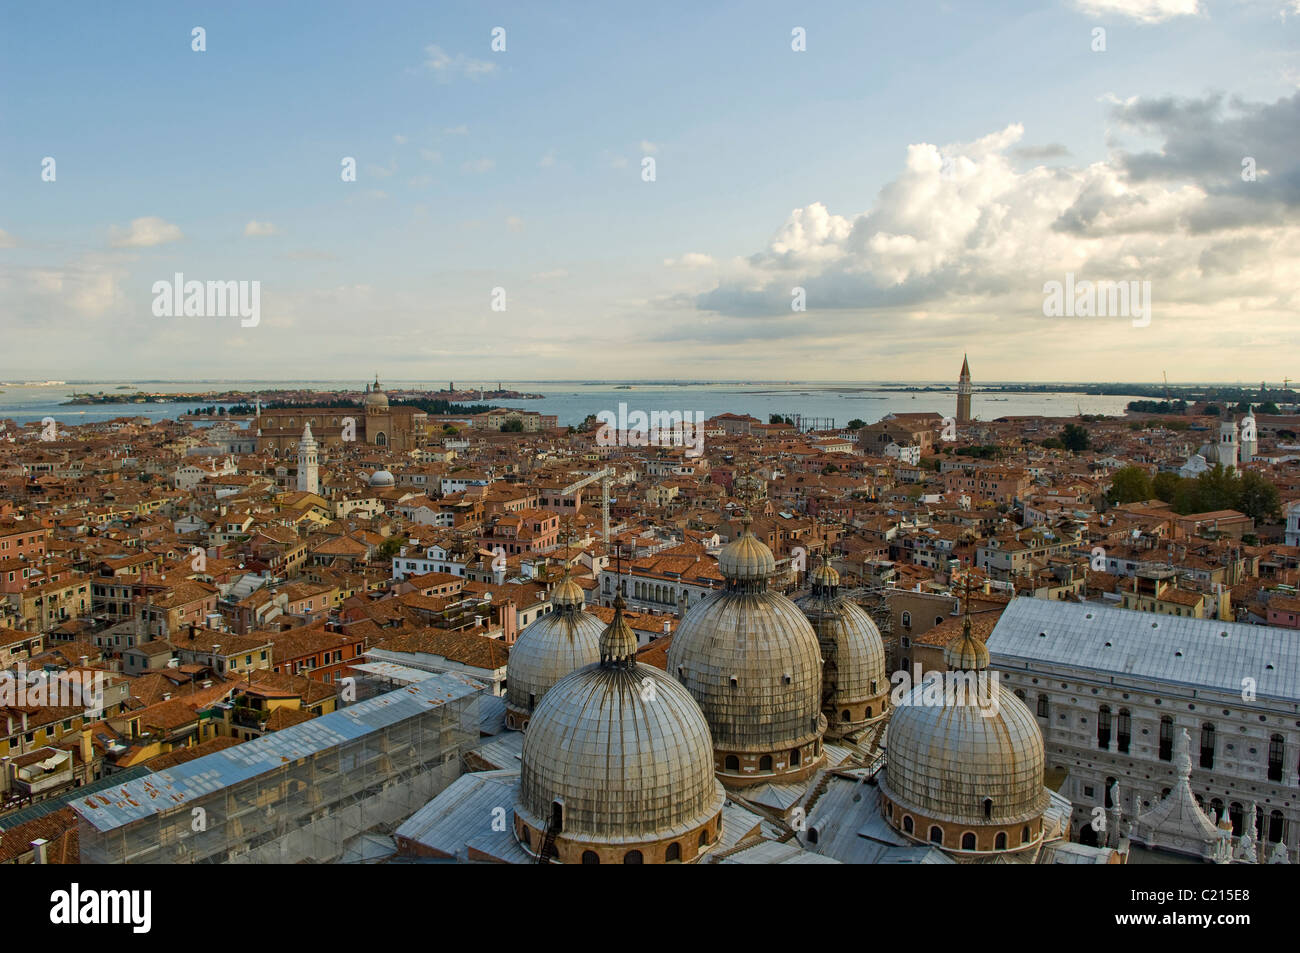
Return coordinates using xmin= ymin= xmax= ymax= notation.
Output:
xmin=1036 ymin=695 xmax=1049 ymax=719
xmin=983 ymin=797 xmax=993 ymax=819
xmin=724 ymin=755 xmax=739 ymax=771
xmin=994 ymin=832 xmax=1007 ymax=850
xmin=929 ymin=826 xmax=943 ymax=845
xmin=1097 ymin=705 xmax=1111 ymax=750
xmin=901 ymin=611 xmax=911 ymax=628
xmin=1159 ymin=716 xmax=1173 ymax=761
xmin=1268 ymin=734 xmax=1284 ymax=783
xmin=1022 ymin=826 xmax=1031 ymax=844
xmin=665 ymin=842 xmax=681 ymax=862
xmin=623 ymin=850 xmax=643 ymax=864
xmin=903 ymin=815 xmax=914 ymax=834
xmin=1117 ymin=709 xmax=1131 ymax=754
xmin=1200 ymin=723 xmax=1215 ymax=770
xmin=961 ymin=832 xmax=976 ymax=850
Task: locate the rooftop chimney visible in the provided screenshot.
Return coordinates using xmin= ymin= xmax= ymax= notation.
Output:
xmin=30 ymin=838 xmax=49 ymax=864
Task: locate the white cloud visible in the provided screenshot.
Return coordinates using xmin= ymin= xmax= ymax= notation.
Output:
xmin=243 ymin=220 xmax=278 ymax=237
xmin=1071 ymin=0 xmax=1200 ymax=22
xmin=393 ymin=134 xmax=408 ymax=145
xmin=108 ymin=216 xmax=183 ymax=248
xmin=0 ymin=229 xmax=16 ymax=248
xmin=420 ymin=45 xmax=496 ymax=80
xmin=505 ymin=216 xmax=524 ymax=232
xmin=664 ymin=253 xmax=715 ymax=269
xmin=444 ymin=124 xmax=470 ymax=136
xmin=419 ymin=148 xmax=442 ymax=163
xmin=462 ymin=158 xmax=495 ymax=174
xmin=539 ymin=151 xmax=556 ymax=168
xmin=640 ymin=140 xmax=658 ymax=154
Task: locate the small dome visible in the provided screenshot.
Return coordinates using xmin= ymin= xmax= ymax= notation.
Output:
xmin=795 ymin=569 xmax=887 ymax=719
xmin=506 ymin=596 xmax=604 ymax=723
xmin=364 ymin=376 xmax=389 ymax=409
xmin=809 ymin=557 xmax=839 ymax=589
xmin=550 ymin=575 xmax=586 ymax=609
xmin=717 ymin=517 xmax=776 ymax=581
xmin=368 ymin=470 xmax=395 ymax=487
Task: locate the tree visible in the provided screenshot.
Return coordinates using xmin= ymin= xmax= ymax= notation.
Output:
xmin=1257 ymin=402 xmax=1281 ymax=415
xmin=1040 ymin=437 xmax=1065 ymax=450
xmin=500 ymin=419 xmax=524 ymax=433
xmin=847 ymin=419 xmax=866 ymax=430
xmin=1191 ymin=464 xmax=1238 ymax=513
xmin=1205 ymin=404 xmax=1221 ymax=416
xmin=1107 ymin=466 xmax=1153 ymax=504
xmin=1152 ymin=471 xmax=1182 ymax=504
xmin=1060 ymin=423 xmax=1090 ymax=452
xmin=1237 ymin=471 xmax=1281 ymax=522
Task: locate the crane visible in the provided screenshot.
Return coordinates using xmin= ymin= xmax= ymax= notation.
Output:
xmin=560 ymin=467 xmax=616 ymax=545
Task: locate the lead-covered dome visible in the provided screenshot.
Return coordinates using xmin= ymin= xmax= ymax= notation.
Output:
xmin=668 ymin=516 xmax=826 ymax=787
xmin=880 ymin=611 xmax=1049 ymax=853
xmin=795 ymin=555 xmax=888 ymax=738
xmin=505 ymin=573 xmax=603 ymax=730
xmin=368 ymin=469 xmax=395 ymax=487
xmin=363 ymin=375 xmax=389 ymax=410
xmin=515 ymin=596 xmax=724 ymax=863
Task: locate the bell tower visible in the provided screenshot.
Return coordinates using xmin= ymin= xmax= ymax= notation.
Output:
xmin=956 ymin=354 xmax=972 ymax=423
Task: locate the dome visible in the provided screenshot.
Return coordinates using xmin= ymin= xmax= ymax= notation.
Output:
xmin=668 ymin=520 xmax=826 ymax=785
xmin=717 ymin=519 xmax=776 ymax=581
xmin=368 ymin=469 xmax=395 ymax=487
xmin=363 ymin=376 xmax=389 ymax=410
xmin=882 ymin=680 xmax=1048 ymax=829
xmin=505 ymin=580 xmax=603 ymax=729
xmin=516 ymin=597 xmax=725 ymax=862
xmin=794 ymin=557 xmax=888 ymax=734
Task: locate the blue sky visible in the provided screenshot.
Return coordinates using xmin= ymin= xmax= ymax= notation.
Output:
xmin=2 ymin=0 xmax=1298 ymax=382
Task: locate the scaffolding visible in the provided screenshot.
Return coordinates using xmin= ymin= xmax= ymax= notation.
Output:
xmin=74 ymin=672 xmax=484 ymax=864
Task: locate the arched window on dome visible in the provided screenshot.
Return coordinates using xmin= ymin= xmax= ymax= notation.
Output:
xmin=903 ymin=815 xmax=914 ymax=834
xmin=582 ymin=851 xmax=599 ymax=864
xmin=698 ymin=829 xmax=710 ymax=848
xmin=929 ymin=826 xmax=943 ymax=845
xmin=759 ymin=755 xmax=773 ymax=771
xmin=724 ymin=755 xmax=739 ymax=772
xmin=841 ymin=710 xmax=851 ymax=722
xmin=790 ymin=748 xmax=801 ymax=767
xmin=961 ymin=832 xmax=976 ymax=851
xmin=983 ymin=797 xmax=992 ymax=819
xmin=1021 ymin=825 xmax=1031 ymax=844
xmin=665 ymin=842 xmax=681 ymax=863
xmin=623 ymin=850 xmax=643 ymax=864
xmin=865 ymin=706 xmax=872 ymax=718
xmin=995 ymin=832 xmax=1007 ymax=850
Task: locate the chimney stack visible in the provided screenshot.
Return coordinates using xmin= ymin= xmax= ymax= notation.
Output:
xmin=30 ymin=838 xmax=49 ymax=864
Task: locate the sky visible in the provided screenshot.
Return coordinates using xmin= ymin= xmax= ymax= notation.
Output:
xmin=2 ymin=0 xmax=1298 ymax=384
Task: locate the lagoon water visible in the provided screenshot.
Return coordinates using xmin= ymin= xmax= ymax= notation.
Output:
xmin=0 ymin=380 xmax=1136 ymax=430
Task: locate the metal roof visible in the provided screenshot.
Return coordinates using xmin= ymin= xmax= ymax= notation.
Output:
xmin=396 ymin=770 xmax=520 ymax=859
xmin=987 ymin=599 xmax=1300 ymax=702
xmin=71 ymin=672 xmax=484 ymax=833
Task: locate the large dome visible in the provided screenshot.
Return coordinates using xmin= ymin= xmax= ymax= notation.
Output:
xmin=879 ymin=612 xmax=1049 ymax=851
xmin=505 ymin=578 xmax=604 ymax=729
xmin=795 ymin=556 xmax=888 ymax=736
xmin=515 ymin=597 xmax=724 ymax=863
xmin=667 ymin=517 xmax=826 ymax=786
xmin=368 ymin=469 xmax=395 ymax=487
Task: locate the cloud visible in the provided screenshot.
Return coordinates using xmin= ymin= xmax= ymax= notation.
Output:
xmin=1013 ymin=144 xmax=1071 ymax=160
xmin=0 ymin=229 xmax=16 ymax=248
xmin=539 ymin=151 xmax=556 ymax=168
xmin=419 ymin=148 xmax=442 ymax=163
xmin=531 ymin=269 xmax=569 ymax=280
xmin=664 ymin=253 xmax=715 ymax=269
xmin=443 ymin=124 xmax=469 ymax=136
xmin=420 ymin=45 xmax=496 ymax=80
xmin=505 ymin=216 xmax=524 ymax=232
xmin=393 ymin=134 xmax=408 ymax=145
xmin=108 ymin=216 xmax=183 ymax=248
xmin=640 ymin=140 xmax=659 ymax=154
xmin=243 ymin=220 xmax=278 ymax=237
xmin=1071 ymin=0 xmax=1200 ymax=22
xmin=462 ymin=158 xmax=495 ymax=174
xmin=686 ymin=93 xmax=1300 ymax=329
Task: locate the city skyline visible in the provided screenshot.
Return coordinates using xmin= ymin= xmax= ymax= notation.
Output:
xmin=4 ymin=0 xmax=1298 ymax=381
